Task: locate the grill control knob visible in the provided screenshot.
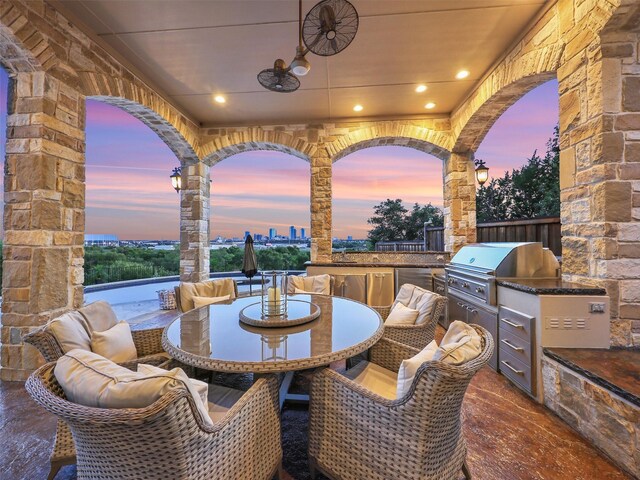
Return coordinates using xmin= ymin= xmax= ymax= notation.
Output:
xmin=475 ymin=287 xmax=485 ymax=294
xmin=462 ymin=282 xmax=470 ymax=288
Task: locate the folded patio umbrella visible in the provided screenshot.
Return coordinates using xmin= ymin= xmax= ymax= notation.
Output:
xmin=241 ymin=235 xmax=258 ymax=295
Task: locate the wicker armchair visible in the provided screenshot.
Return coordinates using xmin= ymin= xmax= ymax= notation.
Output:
xmin=23 ymin=324 xmax=169 ymax=479
xmin=373 ymin=287 xmax=447 ymax=350
xmin=26 ymin=362 xmax=283 ymax=480
xmin=308 ymin=325 xmax=493 ymax=480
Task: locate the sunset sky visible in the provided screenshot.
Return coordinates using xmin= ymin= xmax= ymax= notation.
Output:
xmin=0 ymin=69 xmax=558 ymax=240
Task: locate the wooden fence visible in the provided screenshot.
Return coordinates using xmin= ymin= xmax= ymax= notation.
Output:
xmin=375 ymin=218 xmax=561 ymax=256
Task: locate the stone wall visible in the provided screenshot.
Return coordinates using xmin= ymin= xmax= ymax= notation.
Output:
xmin=542 ymin=356 xmax=639 ymax=476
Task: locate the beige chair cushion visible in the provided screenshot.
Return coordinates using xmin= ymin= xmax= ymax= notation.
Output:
xmin=393 ymin=284 xmax=439 ymax=325
xmin=343 ymin=361 xmax=398 ymax=400
xmin=90 ymin=321 xmax=137 ymax=363
xmin=207 ymin=385 xmax=245 ymax=423
xmin=192 ymin=294 xmax=231 ymax=309
xmin=287 ymin=274 xmax=331 ymax=295
xmin=385 ymin=302 xmax=420 ymax=326
xmin=137 ymin=363 xmax=208 ymax=406
xmin=55 ymin=349 xmax=213 ymax=427
xmin=180 ymin=278 xmax=236 ymax=312
xmin=48 ymin=311 xmax=92 ymax=353
xmin=397 ymin=340 xmax=438 ymax=398
xmin=433 ymin=321 xmax=482 ymax=365
xmin=79 ymin=300 xmax=118 ymax=334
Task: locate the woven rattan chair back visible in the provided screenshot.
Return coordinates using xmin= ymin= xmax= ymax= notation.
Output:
xmin=26 ymin=362 xmax=283 ymax=480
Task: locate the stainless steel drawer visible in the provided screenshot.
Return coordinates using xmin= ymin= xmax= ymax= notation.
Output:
xmin=498 ymin=328 xmax=532 ymax=367
xmin=498 ymin=305 xmax=534 ymax=342
xmin=433 ymin=277 xmax=446 ymax=296
xmin=500 ymin=348 xmax=535 ymax=395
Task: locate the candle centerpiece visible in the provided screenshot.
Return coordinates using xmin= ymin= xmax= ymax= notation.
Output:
xmin=261 ymin=270 xmax=288 ymax=318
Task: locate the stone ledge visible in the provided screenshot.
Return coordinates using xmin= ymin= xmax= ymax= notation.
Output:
xmin=542 ymin=355 xmax=639 ymax=477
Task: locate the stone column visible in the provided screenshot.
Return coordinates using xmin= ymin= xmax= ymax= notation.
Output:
xmin=310 ymin=150 xmax=332 ymax=263
xmin=443 ymin=152 xmax=476 ymax=253
xmin=1 ymin=72 xmax=85 ymax=381
xmin=180 ymin=161 xmax=210 ymax=282
xmin=558 ymin=3 xmax=640 ymax=347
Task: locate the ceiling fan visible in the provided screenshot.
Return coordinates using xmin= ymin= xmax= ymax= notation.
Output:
xmin=257 ymin=0 xmax=359 ymax=93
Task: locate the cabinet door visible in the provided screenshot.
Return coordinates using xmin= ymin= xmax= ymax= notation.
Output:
xmin=467 ymin=306 xmax=498 ymax=371
xmin=447 ymin=295 xmax=468 ymax=325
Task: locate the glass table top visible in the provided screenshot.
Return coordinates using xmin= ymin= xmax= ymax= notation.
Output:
xmin=163 ymin=294 xmax=383 ymax=372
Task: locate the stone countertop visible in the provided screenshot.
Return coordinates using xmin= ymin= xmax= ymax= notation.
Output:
xmin=544 ymin=348 xmax=640 ymax=408
xmin=307 ymin=263 xmax=446 ymax=268
xmin=496 ymin=279 xmax=607 ymax=296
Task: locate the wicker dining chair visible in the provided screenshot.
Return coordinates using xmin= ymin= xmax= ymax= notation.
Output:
xmin=373 ymin=285 xmax=447 ymax=350
xmin=26 ymin=362 xmax=284 ymax=480
xmin=23 ymin=319 xmax=170 ymax=479
xmin=308 ymin=324 xmax=493 ymax=480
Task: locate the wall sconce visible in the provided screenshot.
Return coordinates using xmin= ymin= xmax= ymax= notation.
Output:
xmin=170 ymin=167 xmax=182 ymax=192
xmin=474 ymin=159 xmax=489 ymax=186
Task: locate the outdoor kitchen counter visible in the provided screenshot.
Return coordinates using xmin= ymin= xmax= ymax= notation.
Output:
xmin=496 ymin=279 xmax=607 ymax=296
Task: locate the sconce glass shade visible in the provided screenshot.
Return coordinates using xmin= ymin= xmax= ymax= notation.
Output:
xmin=170 ymin=167 xmax=182 ymax=192
xmin=474 ymin=161 xmax=489 ymax=186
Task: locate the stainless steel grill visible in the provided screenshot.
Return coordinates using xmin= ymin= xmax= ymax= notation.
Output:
xmin=444 ymin=242 xmax=560 ymax=370
xmin=445 ymin=242 xmax=560 ymax=306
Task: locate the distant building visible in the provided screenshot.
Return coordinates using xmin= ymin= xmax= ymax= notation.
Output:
xmin=255 ymin=234 xmax=263 ymax=241
xmin=269 ymin=228 xmax=277 ymax=239
xmin=347 ymin=235 xmax=353 ymax=241
xmin=289 ymin=226 xmax=296 ymax=240
xmin=300 ymin=228 xmax=306 ymax=239
xmin=85 ymin=234 xmax=119 ymax=246
xmin=244 ymin=231 xmax=250 ymax=240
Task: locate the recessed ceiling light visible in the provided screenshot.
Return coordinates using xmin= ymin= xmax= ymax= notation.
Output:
xmin=456 ymin=70 xmax=470 ymax=79
xmin=415 ymin=84 xmax=427 ymax=93
xmin=214 ymin=95 xmax=226 ymax=104
xmin=353 ymin=104 xmax=363 ymax=112
xmin=425 ymin=102 xmax=436 ymax=109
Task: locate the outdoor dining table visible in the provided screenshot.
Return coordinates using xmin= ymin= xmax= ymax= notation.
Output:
xmin=162 ymin=293 xmax=384 ymax=406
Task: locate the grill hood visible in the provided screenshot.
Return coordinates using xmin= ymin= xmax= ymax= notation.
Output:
xmin=449 ymin=242 xmax=560 ymax=278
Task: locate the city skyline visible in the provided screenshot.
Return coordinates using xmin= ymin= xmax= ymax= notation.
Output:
xmin=0 ymin=70 xmax=558 ymax=240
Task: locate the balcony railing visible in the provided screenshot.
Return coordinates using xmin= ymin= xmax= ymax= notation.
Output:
xmin=375 ymin=218 xmax=561 ymax=255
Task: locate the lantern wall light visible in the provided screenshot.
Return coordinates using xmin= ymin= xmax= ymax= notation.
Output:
xmin=170 ymin=167 xmax=182 ymax=192
xmin=474 ymin=159 xmax=489 ymax=186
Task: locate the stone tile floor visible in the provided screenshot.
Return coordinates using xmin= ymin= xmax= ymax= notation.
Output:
xmin=1 ymin=362 xmax=630 ymax=479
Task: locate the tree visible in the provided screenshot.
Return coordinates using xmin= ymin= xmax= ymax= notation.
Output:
xmin=405 ymin=203 xmax=444 ymax=240
xmin=367 ymin=199 xmax=444 ymax=245
xmin=476 ymin=126 xmax=560 ymax=222
xmin=367 ymin=199 xmax=408 ymax=245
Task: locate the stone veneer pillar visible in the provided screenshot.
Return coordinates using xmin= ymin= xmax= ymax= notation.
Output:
xmin=180 ymin=162 xmax=210 ymax=282
xmin=558 ymin=4 xmax=640 ymax=347
xmin=310 ymin=151 xmax=332 ymax=263
xmin=1 ymin=72 xmax=85 ymax=381
xmin=443 ymin=152 xmax=476 ymax=253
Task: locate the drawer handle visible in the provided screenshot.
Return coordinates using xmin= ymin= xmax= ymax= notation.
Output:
xmin=501 ymin=339 xmax=524 ymax=352
xmin=457 ymin=302 xmax=465 ymax=307
xmin=436 ymin=287 xmax=444 ymax=293
xmin=501 ymin=318 xmax=524 ymax=329
xmin=501 ymin=361 xmax=524 ymax=376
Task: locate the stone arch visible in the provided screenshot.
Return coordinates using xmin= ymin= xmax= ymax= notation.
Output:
xmin=327 ymin=123 xmax=452 ymax=162
xmin=80 ymin=73 xmax=200 ymax=166
xmin=0 ymin=3 xmax=52 ymax=74
xmin=200 ymin=129 xmax=315 ymax=165
xmin=452 ymin=41 xmax=564 ymax=153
